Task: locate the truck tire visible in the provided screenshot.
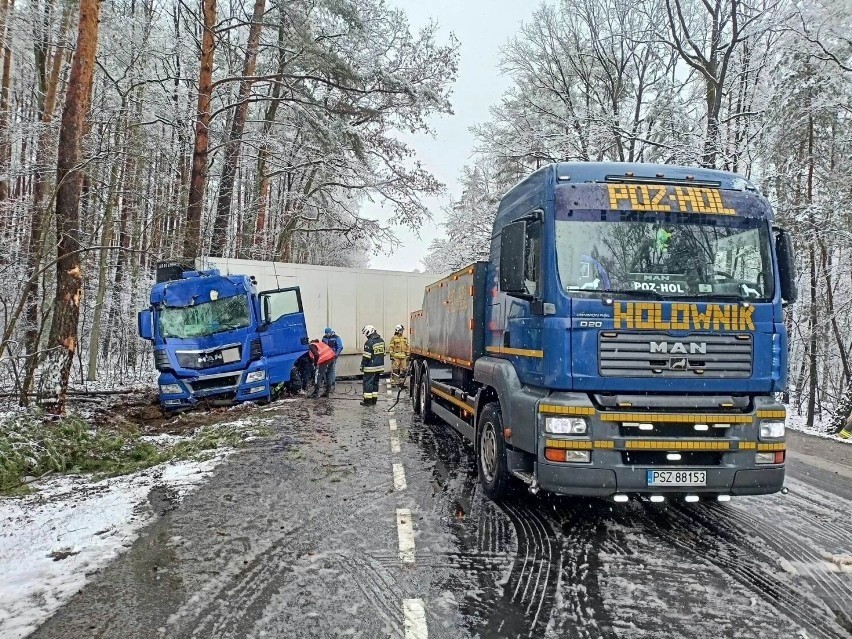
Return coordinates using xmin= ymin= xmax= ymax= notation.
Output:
xmin=410 ymin=362 xmax=421 ymax=414
xmin=286 ymin=365 xmax=303 ymax=394
xmin=477 ymin=403 xmax=513 ymax=499
xmin=418 ymin=364 xmax=437 ymax=424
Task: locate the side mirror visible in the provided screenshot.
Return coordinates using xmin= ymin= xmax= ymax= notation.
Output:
xmin=138 ymin=309 xmax=154 ymax=340
xmin=775 ymin=227 xmax=797 ymax=305
xmin=261 ymin=295 xmax=271 ymax=325
xmin=500 ymin=221 xmax=528 ymax=295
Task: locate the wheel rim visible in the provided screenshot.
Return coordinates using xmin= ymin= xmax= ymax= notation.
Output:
xmin=480 ymin=421 xmax=498 ymax=482
xmin=419 ymin=377 xmax=427 ymax=414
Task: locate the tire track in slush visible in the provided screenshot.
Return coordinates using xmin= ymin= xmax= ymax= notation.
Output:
xmin=477 ymin=499 xmax=562 ymax=638
xmin=167 ymin=543 xmax=403 ymax=638
xmin=648 ymin=502 xmax=851 ymax=639
xmin=673 ymin=502 xmax=852 ymax=635
xmin=168 ymin=540 xmax=299 ymax=638
xmin=547 ymin=500 xmax=615 ymax=639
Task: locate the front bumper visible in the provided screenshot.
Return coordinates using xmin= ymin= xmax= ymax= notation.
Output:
xmin=534 ymin=395 xmax=786 ymax=498
xmin=158 ymin=367 xmax=271 ymax=409
xmin=536 ymin=463 xmax=785 ymax=497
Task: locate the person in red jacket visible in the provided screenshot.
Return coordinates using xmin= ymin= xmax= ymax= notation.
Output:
xmin=307 ymin=339 xmax=336 ymax=398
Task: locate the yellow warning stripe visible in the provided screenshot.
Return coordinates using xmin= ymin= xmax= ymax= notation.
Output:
xmin=544 ymin=439 xmax=615 ymax=450
xmin=756 ymin=409 xmax=786 ymax=419
xmin=539 ymin=405 xmax=595 ymax=416
xmin=546 ymin=439 xmax=594 ymax=450
xmin=545 ymin=438 xmax=782 ymax=452
xmin=485 ymin=346 xmax=544 ymax=358
xmin=600 ymin=413 xmax=751 ymax=424
xmin=625 ymin=440 xmax=731 ymax=451
xmin=431 ymin=387 xmax=472 ymax=413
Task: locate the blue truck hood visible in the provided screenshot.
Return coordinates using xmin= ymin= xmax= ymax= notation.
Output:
xmin=552 ymin=298 xmax=784 ymax=394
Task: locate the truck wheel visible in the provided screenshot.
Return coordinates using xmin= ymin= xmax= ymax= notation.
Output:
xmin=286 ymin=365 xmax=303 ymax=394
xmin=477 ymin=403 xmax=513 ymax=499
xmin=410 ymin=362 xmax=421 ymax=414
xmin=418 ymin=365 xmax=436 ymax=424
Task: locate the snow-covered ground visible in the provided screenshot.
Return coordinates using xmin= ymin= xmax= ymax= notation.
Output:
xmin=0 ymin=451 xmax=227 ymax=638
xmin=786 ymin=410 xmax=851 ymax=444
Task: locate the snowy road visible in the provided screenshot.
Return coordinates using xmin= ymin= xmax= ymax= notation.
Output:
xmin=27 ymin=383 xmax=852 ymax=638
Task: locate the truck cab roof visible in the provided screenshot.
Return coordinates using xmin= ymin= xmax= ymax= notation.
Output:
xmin=149 ymin=269 xmax=254 ymax=307
xmin=550 ymin=161 xmax=758 ymax=191
xmin=496 ymin=162 xmax=768 ymax=227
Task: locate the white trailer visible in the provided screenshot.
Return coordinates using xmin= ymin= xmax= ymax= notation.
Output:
xmin=200 ymin=257 xmax=446 ymax=377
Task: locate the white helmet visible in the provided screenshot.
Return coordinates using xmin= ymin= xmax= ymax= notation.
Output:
xmin=362 ymin=324 xmax=376 ymax=336
xmin=395 ymin=324 xmax=404 ymax=333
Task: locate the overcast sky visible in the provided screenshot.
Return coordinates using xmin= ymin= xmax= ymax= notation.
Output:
xmin=367 ymin=0 xmax=536 ymax=272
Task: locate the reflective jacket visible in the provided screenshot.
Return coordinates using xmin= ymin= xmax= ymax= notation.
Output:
xmin=389 ymin=335 xmax=409 ymax=359
xmin=361 ymin=334 xmax=386 ymax=373
xmin=322 ymin=333 xmax=343 ymax=357
xmin=308 ymin=341 xmax=335 ymax=366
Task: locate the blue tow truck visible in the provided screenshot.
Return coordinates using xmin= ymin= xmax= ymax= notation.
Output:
xmin=138 ymin=263 xmax=310 ymax=410
xmin=409 ymin=162 xmax=798 ymax=503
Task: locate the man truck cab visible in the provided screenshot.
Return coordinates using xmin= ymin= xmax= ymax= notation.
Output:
xmin=138 ymin=263 xmax=309 ymax=409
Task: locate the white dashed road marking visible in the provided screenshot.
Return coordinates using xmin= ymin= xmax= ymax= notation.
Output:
xmin=396 ymin=509 xmax=416 ymax=563
xmin=403 ymin=599 xmax=428 ymax=638
xmin=388 ymin=404 xmax=424 ymax=633
xmin=392 ymin=463 xmax=407 ymax=491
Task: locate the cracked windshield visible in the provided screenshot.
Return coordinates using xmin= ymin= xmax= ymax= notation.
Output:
xmin=159 ymin=296 xmax=251 ymax=338
xmin=2 ymin=0 xmax=850 ymax=637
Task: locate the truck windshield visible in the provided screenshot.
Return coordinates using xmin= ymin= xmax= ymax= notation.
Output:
xmin=159 ymin=295 xmax=251 ymax=338
xmin=555 ymin=212 xmax=773 ymax=300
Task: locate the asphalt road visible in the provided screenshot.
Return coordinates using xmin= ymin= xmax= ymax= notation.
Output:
xmin=31 ymin=383 xmax=852 ymax=638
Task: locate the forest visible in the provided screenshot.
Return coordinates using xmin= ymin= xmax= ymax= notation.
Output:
xmin=0 ymin=0 xmax=458 ymax=410
xmin=425 ymin=0 xmax=852 ymax=433
xmin=0 ymin=0 xmax=849 ymax=432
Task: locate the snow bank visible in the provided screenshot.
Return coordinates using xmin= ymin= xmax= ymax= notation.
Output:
xmin=786 ymin=412 xmax=851 ymax=445
xmin=0 ymin=454 xmax=225 ymax=638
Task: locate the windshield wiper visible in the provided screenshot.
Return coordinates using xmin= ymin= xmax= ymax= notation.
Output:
xmin=684 ymin=293 xmax=748 ymax=302
xmin=575 ymin=288 xmax=664 ymax=300
xmin=603 ymin=288 xmax=664 ymax=300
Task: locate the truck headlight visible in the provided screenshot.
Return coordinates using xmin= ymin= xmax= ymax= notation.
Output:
xmin=759 ymin=420 xmax=785 ymax=439
xmin=545 ymin=416 xmax=587 ymax=434
xmin=160 ymin=383 xmax=183 ymax=395
xmin=245 ymin=370 xmax=266 ymax=384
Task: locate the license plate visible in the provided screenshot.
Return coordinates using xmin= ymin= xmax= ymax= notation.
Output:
xmin=646 ymin=470 xmax=706 ymax=486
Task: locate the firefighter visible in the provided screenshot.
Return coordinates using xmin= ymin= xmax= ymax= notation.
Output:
xmin=307 ymin=339 xmax=336 ymax=398
xmin=388 ymin=324 xmax=409 ymax=387
xmin=322 ymin=327 xmax=343 ymax=388
xmin=360 ymin=325 xmax=385 ymax=406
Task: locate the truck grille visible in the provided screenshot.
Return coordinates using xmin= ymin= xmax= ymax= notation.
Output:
xmin=188 ymin=374 xmax=240 ymax=393
xmin=176 ymin=344 xmax=242 ymax=370
xmin=622 ymin=451 xmax=723 ymax=466
xmin=599 ymin=332 xmax=752 ymax=378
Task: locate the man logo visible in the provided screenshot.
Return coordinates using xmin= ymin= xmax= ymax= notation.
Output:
xmin=650 ymin=341 xmax=707 ymax=354
xmin=669 ymin=357 xmax=688 ymax=371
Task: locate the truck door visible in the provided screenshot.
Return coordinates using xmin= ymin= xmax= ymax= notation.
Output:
xmin=500 ymin=217 xmax=544 ymax=385
xmin=258 ymin=287 xmax=308 ymax=370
